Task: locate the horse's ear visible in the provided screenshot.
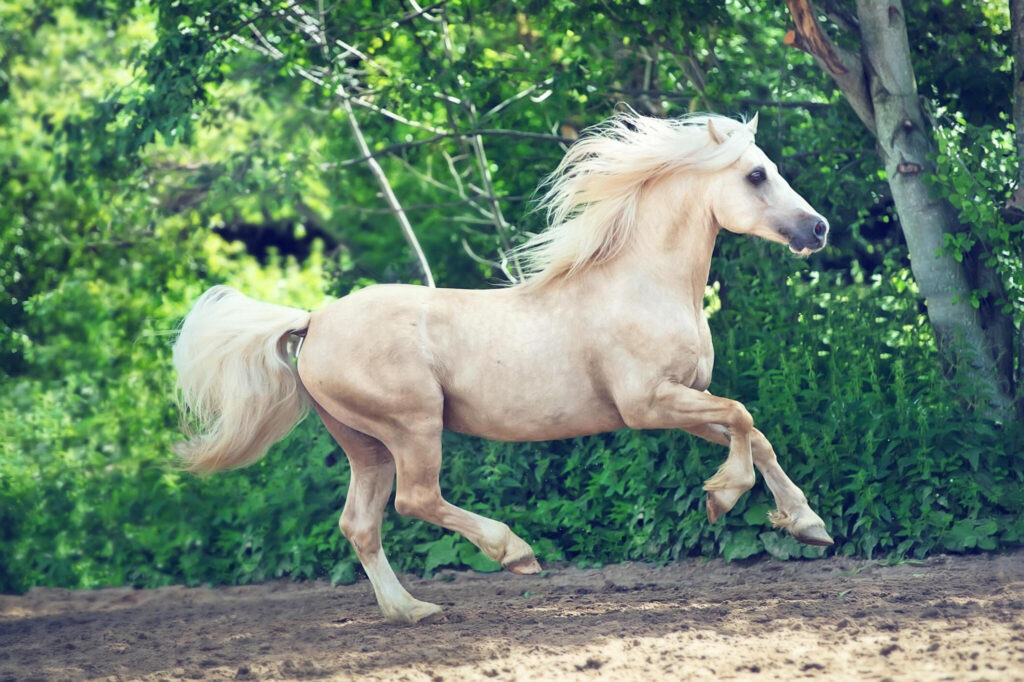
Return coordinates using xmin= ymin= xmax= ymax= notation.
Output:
xmin=746 ymin=112 xmax=759 ymax=136
xmin=707 ymin=119 xmax=726 ymax=145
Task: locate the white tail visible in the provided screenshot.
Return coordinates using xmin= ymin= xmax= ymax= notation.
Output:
xmin=172 ymin=286 xmax=312 ymax=475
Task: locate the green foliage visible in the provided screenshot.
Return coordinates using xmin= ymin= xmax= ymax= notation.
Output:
xmin=931 ymin=117 xmax=1024 ymax=321
xmin=4 ymin=239 xmax=1020 ymax=594
xmin=1 ymin=1 xmax=1022 ymax=595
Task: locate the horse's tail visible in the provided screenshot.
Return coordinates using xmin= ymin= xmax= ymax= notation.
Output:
xmin=172 ymin=285 xmax=311 ymax=475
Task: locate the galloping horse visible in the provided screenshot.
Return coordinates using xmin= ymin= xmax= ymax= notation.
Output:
xmin=173 ymin=112 xmax=834 ymax=624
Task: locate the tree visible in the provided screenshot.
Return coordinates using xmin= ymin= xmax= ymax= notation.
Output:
xmin=1010 ymin=0 xmax=1024 ymax=401
xmin=784 ymin=0 xmax=1021 ymax=419
xmin=3 ymin=1 xmax=1022 ymax=592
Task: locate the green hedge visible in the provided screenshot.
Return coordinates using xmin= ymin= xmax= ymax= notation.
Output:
xmin=3 ymin=242 xmax=1021 ymax=594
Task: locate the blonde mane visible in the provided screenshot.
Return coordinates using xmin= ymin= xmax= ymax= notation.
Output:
xmin=515 ymin=112 xmax=756 ymax=288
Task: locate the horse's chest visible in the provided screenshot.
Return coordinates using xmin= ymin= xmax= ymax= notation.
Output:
xmin=666 ymin=317 xmax=714 ymax=391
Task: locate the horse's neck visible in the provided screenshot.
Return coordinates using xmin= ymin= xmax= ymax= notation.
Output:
xmin=601 ymin=191 xmax=719 ymax=311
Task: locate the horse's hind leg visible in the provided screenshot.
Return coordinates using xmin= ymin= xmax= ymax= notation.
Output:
xmin=315 ymin=406 xmax=443 ymax=624
xmin=386 ymin=428 xmax=541 ymax=575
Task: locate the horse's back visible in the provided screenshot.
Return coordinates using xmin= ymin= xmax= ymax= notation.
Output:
xmin=297 ymin=283 xmax=625 ymax=442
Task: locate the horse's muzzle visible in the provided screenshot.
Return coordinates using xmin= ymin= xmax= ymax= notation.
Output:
xmin=781 ymin=215 xmax=829 ymax=255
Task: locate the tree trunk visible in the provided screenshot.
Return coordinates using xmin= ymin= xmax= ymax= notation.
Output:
xmin=785 ymin=0 xmax=1016 ymax=419
xmin=1011 ymin=0 xmax=1024 ymax=406
xmin=1013 ymin=0 xmax=1024 ymax=189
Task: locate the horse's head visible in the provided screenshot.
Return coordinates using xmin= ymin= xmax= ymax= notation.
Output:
xmin=707 ymin=114 xmax=829 ymax=255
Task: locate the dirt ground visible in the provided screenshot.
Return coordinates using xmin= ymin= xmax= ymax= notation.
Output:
xmin=1 ymin=550 xmax=1022 ymax=682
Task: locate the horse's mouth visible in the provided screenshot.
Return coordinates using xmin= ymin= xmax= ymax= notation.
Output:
xmin=778 ymin=220 xmax=828 ymax=255
xmin=782 ymin=234 xmax=823 ymax=255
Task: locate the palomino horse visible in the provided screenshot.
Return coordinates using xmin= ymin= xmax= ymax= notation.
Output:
xmin=173 ymin=112 xmax=834 ymax=624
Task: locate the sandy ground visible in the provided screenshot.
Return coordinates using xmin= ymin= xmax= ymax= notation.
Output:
xmin=1 ymin=550 xmax=1022 ymax=681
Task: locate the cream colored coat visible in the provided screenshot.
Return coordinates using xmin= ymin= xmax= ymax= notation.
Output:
xmin=174 ymin=113 xmax=834 ymax=623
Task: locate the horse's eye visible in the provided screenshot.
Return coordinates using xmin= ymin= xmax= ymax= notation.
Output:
xmin=746 ymin=168 xmax=767 ymax=186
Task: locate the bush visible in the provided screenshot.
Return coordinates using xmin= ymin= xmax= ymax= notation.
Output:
xmin=3 ymin=238 xmax=1020 ymax=595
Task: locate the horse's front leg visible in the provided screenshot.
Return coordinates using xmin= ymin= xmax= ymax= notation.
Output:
xmin=619 ymin=382 xmax=756 ymax=522
xmin=686 ymin=423 xmax=833 ymax=546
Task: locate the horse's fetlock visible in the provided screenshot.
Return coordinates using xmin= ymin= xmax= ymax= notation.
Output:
xmin=769 ymin=509 xmax=792 ymax=528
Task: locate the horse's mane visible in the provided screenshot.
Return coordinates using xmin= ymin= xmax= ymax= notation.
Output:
xmin=514 ymin=112 xmax=756 ymax=289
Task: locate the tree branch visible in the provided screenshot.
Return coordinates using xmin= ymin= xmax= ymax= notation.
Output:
xmin=783 ymin=147 xmax=870 ymax=160
xmin=437 ymin=10 xmax=523 ymax=282
xmin=330 ymin=129 xmax=573 ymax=168
xmin=480 ymin=77 xmax=555 ymax=122
xmin=335 ymin=195 xmax=528 ymax=215
xmin=351 ymin=1 xmax=448 ymax=33
xmin=783 ymin=0 xmax=876 ymax=135
xmin=609 ymin=88 xmax=836 ymax=112
xmin=315 ymin=0 xmax=435 ymax=287
xmin=821 ymin=0 xmax=860 ymax=34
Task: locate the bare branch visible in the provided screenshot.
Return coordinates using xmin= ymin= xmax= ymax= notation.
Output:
xmin=238 ymin=4 xmax=444 ymax=134
xmin=340 ymin=100 xmax=436 ymax=286
xmin=247 ymin=24 xmax=285 ymax=59
xmin=436 ymin=11 xmax=523 ymax=282
xmin=334 ymin=195 xmax=529 ymax=215
xmin=314 ymin=0 xmax=434 ymax=287
xmin=821 ymin=0 xmax=860 ymax=34
xmin=329 ymin=129 xmax=573 ymax=168
xmin=284 ymin=1 xmax=393 ymax=76
xmin=784 ymin=0 xmax=876 ymax=135
xmin=441 ymin=151 xmax=468 ymax=199
xmin=352 ymin=0 xmax=447 ymax=33
xmin=480 ymin=77 xmax=555 ymax=122
xmin=460 ymin=239 xmax=518 ymax=283
xmin=218 ymin=0 xmax=303 ymax=40
xmin=783 ymin=148 xmax=871 ymax=160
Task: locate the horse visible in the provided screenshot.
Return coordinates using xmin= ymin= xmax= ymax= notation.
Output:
xmin=172 ymin=111 xmax=834 ymax=624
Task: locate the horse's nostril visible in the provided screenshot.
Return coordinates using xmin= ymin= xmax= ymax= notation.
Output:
xmin=813 ymin=221 xmax=828 ymax=239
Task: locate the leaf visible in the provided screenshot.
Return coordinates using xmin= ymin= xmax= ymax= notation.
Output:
xmin=722 ymin=529 xmax=761 ymax=562
xmin=457 ymin=540 xmax=501 ymax=573
xmin=419 ymin=535 xmax=460 ymax=574
xmin=759 ymin=531 xmax=802 ymax=561
xmin=743 ymin=502 xmax=772 ymax=527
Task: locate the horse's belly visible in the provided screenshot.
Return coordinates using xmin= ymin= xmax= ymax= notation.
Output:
xmin=442 ymin=378 xmax=626 ymax=442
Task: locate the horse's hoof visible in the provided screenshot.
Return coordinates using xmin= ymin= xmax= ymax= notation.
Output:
xmin=384 ymin=600 xmax=444 ymax=624
xmin=705 ymin=493 xmax=726 ymax=524
xmin=504 ymin=555 xmax=542 ymax=575
xmin=792 ymin=524 xmax=834 ymax=547
xmin=412 ymin=603 xmax=446 ymax=623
